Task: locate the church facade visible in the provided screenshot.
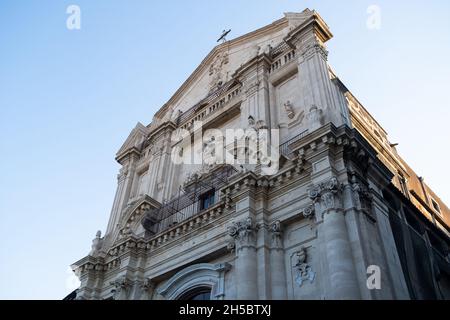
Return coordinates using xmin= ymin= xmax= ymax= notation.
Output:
xmin=71 ymin=9 xmax=450 ymax=300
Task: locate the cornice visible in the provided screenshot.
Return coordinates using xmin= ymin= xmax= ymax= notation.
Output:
xmin=115 ymin=146 xmax=141 ymax=165
xmin=147 ymin=120 xmax=177 ymax=142
xmin=232 ymin=53 xmax=273 ymax=80
xmin=284 ymin=11 xmax=333 ymax=47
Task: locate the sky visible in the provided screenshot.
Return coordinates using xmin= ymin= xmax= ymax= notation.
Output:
xmin=0 ymin=0 xmax=449 ymax=299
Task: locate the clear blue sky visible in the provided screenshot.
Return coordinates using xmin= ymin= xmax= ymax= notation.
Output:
xmin=1 ymin=0 xmax=449 ymax=299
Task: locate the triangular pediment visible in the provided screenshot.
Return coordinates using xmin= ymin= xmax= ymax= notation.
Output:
xmin=153 ymin=9 xmax=317 ymax=123
xmin=116 ymin=122 xmax=149 ymax=163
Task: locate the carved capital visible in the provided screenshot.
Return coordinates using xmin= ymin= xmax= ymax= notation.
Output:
xmin=228 ymin=217 xmax=256 ymax=250
xmin=300 ymin=42 xmax=328 ymax=60
xmin=110 ymin=276 xmax=131 ymax=300
xmin=140 ymin=278 xmax=155 ymax=292
xmin=244 ymin=80 xmax=260 ymax=96
xmin=269 ymin=220 xmax=283 ymax=249
xmin=350 ymin=177 xmax=375 ymax=220
xmin=138 ymin=278 xmax=155 ymax=300
xmin=308 ymin=177 xmax=342 ymax=213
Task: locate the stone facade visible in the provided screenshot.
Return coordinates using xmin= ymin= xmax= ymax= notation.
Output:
xmin=70 ymin=9 xmax=450 ymax=300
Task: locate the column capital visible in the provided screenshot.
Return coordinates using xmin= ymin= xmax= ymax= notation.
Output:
xmin=139 ymin=278 xmax=155 ymax=300
xmin=110 ymin=276 xmax=131 ymax=300
xmin=269 ymin=220 xmax=283 ymax=249
xmin=308 ymin=176 xmax=343 ymax=213
xmin=228 ymin=217 xmax=256 ymax=250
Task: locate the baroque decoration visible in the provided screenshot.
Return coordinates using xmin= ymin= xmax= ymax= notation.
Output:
xmin=308 ymin=177 xmax=342 ymax=213
xmin=293 ymin=247 xmax=316 ymax=287
xmin=209 ymin=51 xmax=229 ymax=90
xmin=228 ymin=217 xmax=256 ymax=250
xmin=110 ymin=276 xmax=131 ymax=300
xmin=284 ymin=100 xmax=295 ymax=119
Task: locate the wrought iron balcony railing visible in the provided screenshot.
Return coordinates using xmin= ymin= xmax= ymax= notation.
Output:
xmin=142 ymin=165 xmax=237 ymax=235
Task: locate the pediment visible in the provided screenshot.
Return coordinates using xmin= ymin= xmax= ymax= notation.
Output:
xmin=152 ymin=10 xmax=317 ymax=123
xmin=110 ymin=195 xmax=161 ymax=245
xmin=116 ymin=122 xmax=149 ymax=163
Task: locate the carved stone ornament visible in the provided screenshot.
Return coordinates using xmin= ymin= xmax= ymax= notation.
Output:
xmin=269 ymin=220 xmax=283 ymax=248
xmin=293 ymin=247 xmax=315 ymax=287
xmin=89 ymin=230 xmax=103 ymax=256
xmin=228 ymin=217 xmax=256 ymax=250
xmin=349 ymin=175 xmax=375 ymax=220
xmin=209 ymin=51 xmax=229 ymax=89
xmin=140 ymin=278 xmax=155 ymax=291
xmin=308 ymin=177 xmax=342 ymax=212
xmin=302 ymin=205 xmax=315 ymax=219
xmin=284 ymin=100 xmax=295 ymax=119
xmin=301 ymin=41 xmax=328 ymax=60
xmin=308 ymin=177 xmax=340 ymax=200
xmin=227 ymin=240 xmax=236 ymax=253
xmin=306 ymin=104 xmax=325 ymax=128
xmin=110 ymin=276 xmax=131 ymax=300
xmin=140 ymin=278 xmax=155 ymax=296
xmin=118 ymin=167 xmax=128 ymax=182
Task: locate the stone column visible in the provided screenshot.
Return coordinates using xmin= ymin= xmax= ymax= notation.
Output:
xmin=228 ymin=217 xmax=258 ymax=300
xmin=269 ymin=221 xmax=287 ymax=299
xmin=310 ymin=177 xmax=360 ymax=299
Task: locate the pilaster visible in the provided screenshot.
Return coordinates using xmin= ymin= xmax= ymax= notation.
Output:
xmin=284 ymin=12 xmax=346 ymax=129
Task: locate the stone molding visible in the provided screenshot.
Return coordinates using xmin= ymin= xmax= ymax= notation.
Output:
xmin=158 ymin=263 xmax=231 ymax=300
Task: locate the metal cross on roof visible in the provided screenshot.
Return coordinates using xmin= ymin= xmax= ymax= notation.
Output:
xmin=217 ymin=29 xmax=231 ymax=43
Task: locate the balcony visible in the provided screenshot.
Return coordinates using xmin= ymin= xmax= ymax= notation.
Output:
xmin=142 ymin=165 xmax=238 ymax=236
xmin=175 ymin=80 xmax=242 ymax=131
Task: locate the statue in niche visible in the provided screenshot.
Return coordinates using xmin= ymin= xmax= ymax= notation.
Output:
xmin=284 ymin=100 xmax=295 ymax=119
xmin=293 ymin=247 xmax=315 ymax=287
